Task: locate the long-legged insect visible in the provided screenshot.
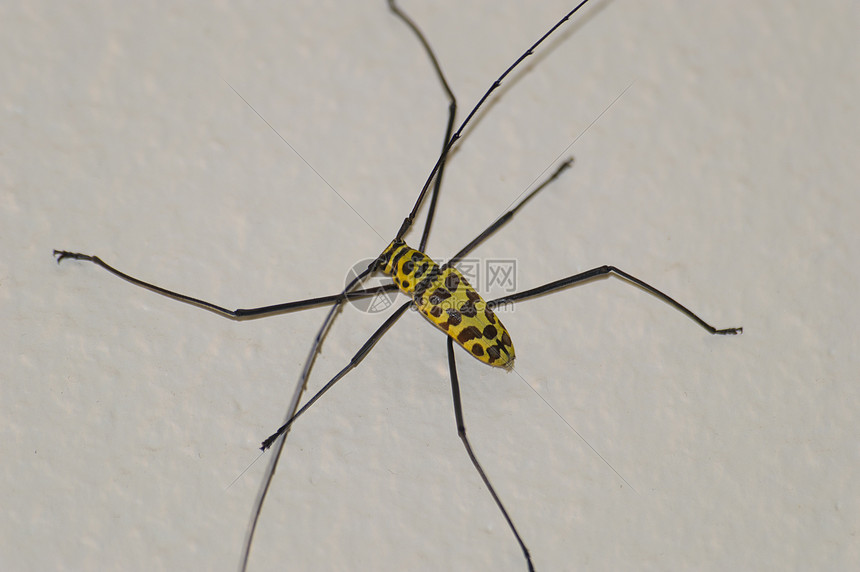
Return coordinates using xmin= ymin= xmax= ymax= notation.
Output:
xmin=54 ymin=1 xmax=742 ymax=569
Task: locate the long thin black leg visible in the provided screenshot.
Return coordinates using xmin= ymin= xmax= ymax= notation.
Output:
xmin=53 ymin=249 xmax=398 ymax=319
xmin=387 ymin=1 xmax=457 ymax=253
xmin=493 ymin=266 xmax=742 ymax=335
xmin=446 ymin=337 xmax=534 ymax=571
xmin=448 ymin=158 xmax=573 ymax=266
xmin=241 ymin=302 xmax=411 ymax=571
xmin=259 ymin=301 xmax=412 ymax=450
xmin=240 ymin=266 xmax=401 ymax=571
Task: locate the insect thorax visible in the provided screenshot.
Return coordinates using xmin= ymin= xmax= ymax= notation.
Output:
xmin=378 ymin=240 xmax=515 ymax=368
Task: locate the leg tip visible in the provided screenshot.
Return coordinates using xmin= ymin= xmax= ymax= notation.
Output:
xmin=53 ymin=250 xmax=73 ymax=263
xmin=715 ymin=326 xmax=743 ymax=335
xmin=53 ymin=250 xmax=93 ymax=264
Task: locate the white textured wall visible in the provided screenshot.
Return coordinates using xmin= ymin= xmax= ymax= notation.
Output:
xmin=3 ymin=1 xmax=857 ymax=570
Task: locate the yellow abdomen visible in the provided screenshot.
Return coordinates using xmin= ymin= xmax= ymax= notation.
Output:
xmin=379 ymin=240 xmax=515 ymax=368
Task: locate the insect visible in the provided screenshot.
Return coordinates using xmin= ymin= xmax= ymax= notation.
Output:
xmin=54 ymin=1 xmax=742 ymax=570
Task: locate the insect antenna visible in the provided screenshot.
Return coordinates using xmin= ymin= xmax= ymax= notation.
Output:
xmin=386 ymin=0 xmax=457 ymax=252
xmin=394 ymin=0 xmax=595 ymax=242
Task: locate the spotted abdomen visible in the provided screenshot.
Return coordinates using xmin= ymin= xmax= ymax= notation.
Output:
xmin=379 ymin=240 xmax=515 ymax=368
